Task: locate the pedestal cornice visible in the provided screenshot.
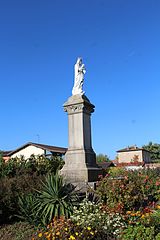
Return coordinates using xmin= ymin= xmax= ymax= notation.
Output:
xmin=63 ymin=94 xmax=95 ymax=115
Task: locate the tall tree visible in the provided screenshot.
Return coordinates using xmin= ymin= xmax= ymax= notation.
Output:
xmin=143 ymin=142 xmax=160 ymax=162
xmin=96 ymin=153 xmax=110 ymax=163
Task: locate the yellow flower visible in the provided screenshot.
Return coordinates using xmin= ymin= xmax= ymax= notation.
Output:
xmin=90 ymin=231 xmax=94 ymax=235
xmin=65 ymin=228 xmax=68 ymax=231
xmin=46 ymin=233 xmax=51 ymax=238
xmin=75 ymin=232 xmax=79 ymax=236
xmin=135 ymin=211 xmax=141 ymax=216
xmin=126 ymin=211 xmax=131 ymax=214
xmin=141 ymin=214 xmax=145 ymax=219
xmin=136 ymin=212 xmax=141 ymax=217
xmin=131 ymin=213 xmax=135 ymax=216
xmin=38 ymin=233 xmax=43 ymax=238
xmin=69 ymin=236 xmax=76 ymax=240
xmin=87 ymin=227 xmax=91 ymax=231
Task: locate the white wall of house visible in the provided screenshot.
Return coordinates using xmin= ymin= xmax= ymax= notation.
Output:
xmin=117 ymin=150 xmax=151 ymax=163
xmin=117 ymin=150 xmax=143 ymax=163
xmin=10 ymin=145 xmax=44 ymax=159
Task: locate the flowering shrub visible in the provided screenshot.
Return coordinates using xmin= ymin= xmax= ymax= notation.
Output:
xmin=96 ymin=169 xmax=160 ymax=239
xmin=96 ymin=169 xmax=160 ymax=212
xmin=32 ymin=199 xmax=126 ymax=240
xmin=121 ymin=206 xmax=160 ymax=239
xmin=32 ymin=217 xmax=110 ymax=240
xmin=71 ymin=198 xmax=125 ymax=238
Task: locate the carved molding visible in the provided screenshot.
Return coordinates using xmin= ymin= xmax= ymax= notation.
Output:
xmin=64 ymin=103 xmax=94 ymax=114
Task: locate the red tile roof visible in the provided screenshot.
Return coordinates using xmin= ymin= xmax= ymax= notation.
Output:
xmin=117 ymin=145 xmax=150 ymax=153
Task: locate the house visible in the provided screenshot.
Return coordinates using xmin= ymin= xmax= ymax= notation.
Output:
xmin=144 ymin=163 xmax=160 ymax=169
xmin=2 ymin=142 xmax=67 ymax=160
xmin=1 ymin=151 xmax=12 ymax=162
xmin=97 ymin=161 xmax=115 ymax=170
xmin=116 ymin=145 xmax=151 ymax=165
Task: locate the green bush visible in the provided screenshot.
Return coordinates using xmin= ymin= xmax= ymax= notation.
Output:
xmin=122 ymin=225 xmax=155 ymax=240
xmin=35 ymin=173 xmax=78 ymax=225
xmin=0 ymin=173 xmax=44 ymax=224
xmin=148 ymin=209 xmax=160 ymax=236
xmin=0 ymin=155 xmax=65 ymax=224
xmin=96 ymin=169 xmax=160 ymax=212
xmin=0 ymin=155 xmax=65 ymax=178
xmin=0 ymin=222 xmax=35 ymax=240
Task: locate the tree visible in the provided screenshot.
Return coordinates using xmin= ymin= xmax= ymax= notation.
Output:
xmin=143 ymin=142 xmax=160 ymax=163
xmin=96 ymin=154 xmax=110 ymax=163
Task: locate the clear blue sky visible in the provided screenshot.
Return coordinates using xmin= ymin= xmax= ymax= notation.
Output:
xmin=0 ymin=0 xmax=160 ymax=159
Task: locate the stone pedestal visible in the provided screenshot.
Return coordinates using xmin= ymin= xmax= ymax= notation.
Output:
xmin=61 ymin=94 xmax=102 ymax=184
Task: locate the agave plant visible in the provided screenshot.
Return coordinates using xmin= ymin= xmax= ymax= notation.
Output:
xmin=35 ymin=172 xmax=78 ymax=225
xmin=17 ymin=193 xmax=39 ymax=225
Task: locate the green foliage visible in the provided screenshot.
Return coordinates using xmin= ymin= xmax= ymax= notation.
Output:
xmin=0 ymin=222 xmax=35 ymax=240
xmin=149 ymin=209 xmax=160 ymax=235
xmin=156 ymin=233 xmax=160 ymax=240
xmin=0 ymin=154 xmax=6 ymax=178
xmin=17 ymin=194 xmax=40 ymax=226
xmin=143 ymin=142 xmax=160 ymax=162
xmin=0 ymin=154 xmax=64 ymax=225
xmin=30 ymin=155 xmax=64 ymax=175
xmin=108 ymin=166 xmax=126 ymax=177
xmin=35 ymin=173 xmax=78 ymax=225
xmin=96 ymin=153 xmax=110 ymax=163
xmin=0 ymin=173 xmax=44 ymax=224
xmin=0 ymin=155 xmax=65 ymax=178
xmin=122 ymin=225 xmax=156 ymax=240
xmin=1 ymin=151 xmax=160 ymax=239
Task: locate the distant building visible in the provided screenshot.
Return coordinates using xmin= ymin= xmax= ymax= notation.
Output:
xmin=144 ymin=163 xmax=160 ymax=169
xmin=97 ymin=161 xmax=115 ymax=170
xmin=2 ymin=142 xmax=67 ymax=161
xmin=2 ymin=151 xmax=12 ymax=162
xmin=116 ymin=145 xmax=151 ymax=164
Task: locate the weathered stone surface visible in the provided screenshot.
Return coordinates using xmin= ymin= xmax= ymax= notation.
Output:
xmin=61 ymin=94 xmax=102 ymax=184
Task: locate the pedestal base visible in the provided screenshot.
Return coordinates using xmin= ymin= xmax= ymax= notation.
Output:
xmin=61 ymin=166 xmax=103 ymax=183
xmin=61 ymin=148 xmax=103 ymax=183
xmin=61 ymin=94 xmax=102 ymax=185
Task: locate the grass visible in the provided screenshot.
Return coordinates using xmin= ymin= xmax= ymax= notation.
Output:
xmin=0 ymin=222 xmax=35 ymax=240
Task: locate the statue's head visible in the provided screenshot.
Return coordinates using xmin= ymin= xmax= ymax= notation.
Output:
xmin=76 ymin=57 xmax=82 ymax=65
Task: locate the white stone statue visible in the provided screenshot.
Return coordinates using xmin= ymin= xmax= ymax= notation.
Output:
xmin=72 ymin=57 xmax=86 ymax=95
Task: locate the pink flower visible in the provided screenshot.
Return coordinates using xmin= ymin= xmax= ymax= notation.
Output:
xmin=98 ymin=174 xmax=103 ymax=179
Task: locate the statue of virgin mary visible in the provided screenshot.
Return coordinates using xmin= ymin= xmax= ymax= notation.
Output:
xmin=72 ymin=57 xmax=86 ymax=95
